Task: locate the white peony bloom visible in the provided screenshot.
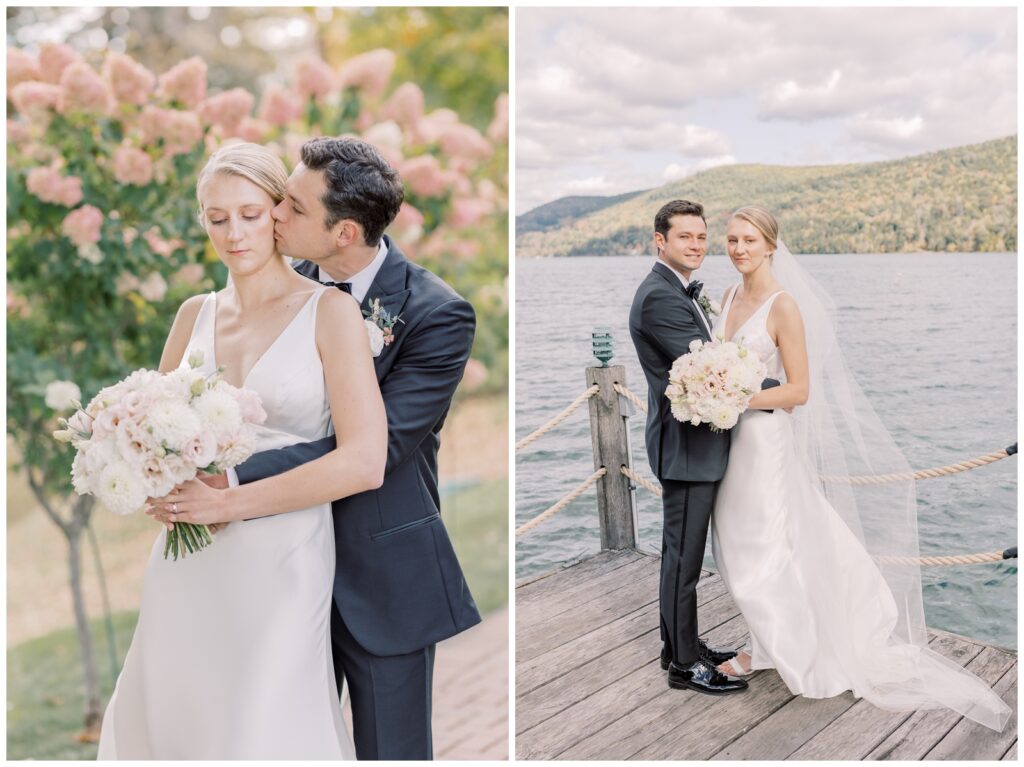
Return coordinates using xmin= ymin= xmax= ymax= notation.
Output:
xmin=147 ymin=397 xmax=202 ymax=449
xmin=45 ymin=380 xmax=81 ymax=411
xmin=193 ymin=390 xmax=242 ymax=437
xmin=95 ymin=459 xmax=148 ymax=516
xmin=365 ymin=319 xmax=385 ymax=356
xmin=84 ymin=438 xmax=118 ymax=476
xmin=217 ymin=429 xmax=256 ymax=468
xmin=71 ymin=451 xmax=91 ymax=495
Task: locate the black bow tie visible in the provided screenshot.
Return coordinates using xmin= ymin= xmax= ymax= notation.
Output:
xmin=685 ymin=280 xmax=703 ymax=299
xmin=324 ymin=281 xmax=352 ymax=295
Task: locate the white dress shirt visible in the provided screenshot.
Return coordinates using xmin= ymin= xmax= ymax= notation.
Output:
xmin=226 ymin=239 xmax=390 ymax=488
xmin=658 ymin=259 xmax=714 ymax=337
xmin=317 ymin=240 xmax=389 ymax=304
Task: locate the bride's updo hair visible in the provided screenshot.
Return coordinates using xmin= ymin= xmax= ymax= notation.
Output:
xmin=731 ymin=205 xmax=778 ymax=257
xmin=196 ymin=142 xmax=289 ymax=224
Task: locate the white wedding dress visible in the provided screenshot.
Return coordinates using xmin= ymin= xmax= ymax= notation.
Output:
xmin=98 ymin=286 xmax=355 ymax=759
xmin=711 ymin=284 xmax=1009 ymax=730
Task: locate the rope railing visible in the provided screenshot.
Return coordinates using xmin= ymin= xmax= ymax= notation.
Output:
xmin=618 ymin=465 xmax=1015 ymax=567
xmin=515 ymin=467 xmax=607 ymax=537
xmin=517 ymin=379 xmax=1016 ymax=566
xmin=515 ymin=384 xmax=599 ymax=453
xmin=611 ymin=382 xmax=1016 ymax=485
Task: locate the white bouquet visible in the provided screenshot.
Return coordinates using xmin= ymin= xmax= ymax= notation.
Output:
xmin=53 ymin=350 xmax=266 ymax=559
xmin=665 ymin=337 xmax=767 ymax=432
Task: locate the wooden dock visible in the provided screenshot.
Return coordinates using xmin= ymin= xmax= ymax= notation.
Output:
xmin=516 ymin=549 xmax=1017 ymax=760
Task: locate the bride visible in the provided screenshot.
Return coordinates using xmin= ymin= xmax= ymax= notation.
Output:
xmin=709 ymin=206 xmax=1010 ymax=731
xmin=96 ymin=143 xmax=386 ymax=758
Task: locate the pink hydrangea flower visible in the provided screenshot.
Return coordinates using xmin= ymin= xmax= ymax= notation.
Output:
xmin=338 ymin=49 xmax=396 ymax=97
xmin=460 ymin=358 xmax=488 ymax=392
xmin=138 ymin=272 xmax=168 ymax=302
xmin=26 ymin=166 xmax=83 ymax=207
xmin=437 ymin=122 xmax=491 ymax=162
xmin=294 ymin=56 xmax=336 ymax=100
xmin=7 ymin=119 xmax=30 ymax=144
xmin=450 ymin=197 xmax=494 ymax=229
xmin=103 ymin=52 xmax=155 ymax=106
xmin=391 ymin=202 xmax=425 ymax=242
xmin=10 ymin=81 xmax=61 ymax=118
xmin=157 ymin=56 xmax=207 ymax=108
xmin=8 ymin=48 xmax=41 ymax=89
xmin=399 ymin=154 xmax=447 ymax=198
xmin=58 ymin=62 xmax=113 ymax=115
xmin=381 ymin=82 xmax=425 ymax=127
xmin=115 ymin=272 xmax=140 ymax=296
xmin=233 ymin=117 xmax=271 ymax=143
xmin=199 ymin=87 xmax=254 ymax=131
xmin=258 ymin=84 xmax=304 ymax=126
xmin=39 ymin=42 xmax=81 ymax=84
xmin=113 ymin=146 xmax=153 ymax=186
xmin=62 ymin=205 xmax=104 ymax=247
xmin=173 ymin=263 xmax=205 ymax=287
xmin=412 ymin=108 xmax=459 ymax=144
xmin=488 ymin=92 xmax=509 ymax=143
xmin=450 ymin=238 xmax=481 ymax=262
xmin=140 ymin=107 xmax=204 ymax=157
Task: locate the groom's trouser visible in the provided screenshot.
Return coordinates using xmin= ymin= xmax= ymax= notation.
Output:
xmin=659 ymin=479 xmax=717 ymax=667
xmin=331 ymin=603 xmax=436 ymax=760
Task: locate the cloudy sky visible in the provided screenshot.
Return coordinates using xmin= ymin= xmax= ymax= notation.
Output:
xmin=516 ymin=7 xmax=1017 ymax=212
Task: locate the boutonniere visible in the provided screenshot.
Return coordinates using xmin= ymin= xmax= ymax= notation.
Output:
xmin=363 ymin=297 xmax=404 ymax=357
xmin=697 ymin=294 xmax=722 ymax=317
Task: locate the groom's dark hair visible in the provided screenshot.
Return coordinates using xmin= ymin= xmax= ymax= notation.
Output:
xmin=654 ymin=199 xmax=706 ymax=236
xmin=300 ymin=137 xmax=404 ymax=247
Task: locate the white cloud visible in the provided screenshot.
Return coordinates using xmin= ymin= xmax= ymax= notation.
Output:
xmin=516 ymin=6 xmax=1017 ymax=211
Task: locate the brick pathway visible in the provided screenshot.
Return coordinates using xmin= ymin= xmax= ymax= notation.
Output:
xmin=344 ymin=606 xmax=509 ymax=760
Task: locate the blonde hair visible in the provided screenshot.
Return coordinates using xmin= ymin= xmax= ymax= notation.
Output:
xmin=731 ymin=205 xmax=779 ymax=254
xmin=196 ymin=142 xmax=288 ymax=223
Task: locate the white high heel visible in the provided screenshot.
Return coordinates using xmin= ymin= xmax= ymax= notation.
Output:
xmin=719 ymin=652 xmax=754 ymax=677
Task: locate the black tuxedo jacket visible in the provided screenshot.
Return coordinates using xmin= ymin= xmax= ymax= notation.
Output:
xmin=235 ymin=236 xmax=481 ymax=655
xmin=628 ymin=261 xmax=731 ymax=483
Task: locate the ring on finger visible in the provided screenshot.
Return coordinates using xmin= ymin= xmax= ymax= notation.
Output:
xmin=171 ymin=502 xmax=178 ymax=515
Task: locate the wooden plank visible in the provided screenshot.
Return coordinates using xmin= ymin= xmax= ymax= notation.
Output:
xmin=564 ymin=636 xmax=795 ymax=760
xmin=864 ymin=644 xmax=1016 ymax=760
xmin=516 ymin=555 xmax=659 ymax=628
xmin=516 ymin=549 xmax=644 ymax=600
xmin=516 ymin=569 xmax=662 ymax=661
xmin=516 ymin=610 xmax=749 ymax=759
xmin=517 ymin=580 xmax=738 ymax=732
xmin=923 ymin=662 xmax=1017 ymax=761
xmin=514 ymin=656 xmax=667 ymax=760
xmin=517 ymin=571 xmax=729 ymax=695
xmin=788 ymin=633 xmax=984 ymax=760
xmin=710 ymin=690 xmax=856 ymax=760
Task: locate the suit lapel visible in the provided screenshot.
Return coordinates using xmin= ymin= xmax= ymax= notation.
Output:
xmin=361 ymin=237 xmax=412 ymax=375
xmin=651 ymin=262 xmax=712 ymax=341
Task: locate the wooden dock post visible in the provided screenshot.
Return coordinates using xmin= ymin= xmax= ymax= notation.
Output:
xmin=585 ymin=364 xmax=638 ymax=550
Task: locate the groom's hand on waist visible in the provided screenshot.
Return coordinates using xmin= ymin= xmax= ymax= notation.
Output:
xmin=760 ymin=378 xmax=780 ymax=414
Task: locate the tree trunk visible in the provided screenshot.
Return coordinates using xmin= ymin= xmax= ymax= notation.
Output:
xmin=67 ymin=496 xmax=102 ymax=740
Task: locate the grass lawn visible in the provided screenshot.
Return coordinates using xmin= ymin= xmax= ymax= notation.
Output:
xmin=7 ymin=611 xmax=136 ymax=761
xmin=7 ymin=478 xmax=507 ymax=759
xmin=443 ymin=476 xmax=509 ymax=615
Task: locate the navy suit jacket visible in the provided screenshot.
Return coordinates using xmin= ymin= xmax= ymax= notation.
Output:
xmin=629 ymin=262 xmax=731 ymax=483
xmin=235 ymin=236 xmax=481 ymax=656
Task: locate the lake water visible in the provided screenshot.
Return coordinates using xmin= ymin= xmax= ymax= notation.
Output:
xmin=515 ymin=253 xmax=1017 ymax=649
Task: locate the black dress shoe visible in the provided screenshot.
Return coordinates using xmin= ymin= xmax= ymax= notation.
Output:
xmin=660 ymin=640 xmax=737 ymax=670
xmin=667 ymin=659 xmax=748 ymax=695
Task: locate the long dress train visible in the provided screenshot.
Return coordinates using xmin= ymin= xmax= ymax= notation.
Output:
xmin=711 ymin=285 xmax=1009 ymax=731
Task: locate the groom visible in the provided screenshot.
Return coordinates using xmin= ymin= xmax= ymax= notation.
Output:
xmin=629 ymin=200 xmax=769 ymax=696
xmin=210 ymin=137 xmax=480 ymax=758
